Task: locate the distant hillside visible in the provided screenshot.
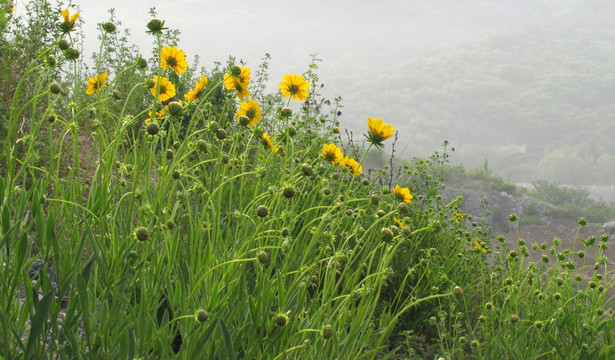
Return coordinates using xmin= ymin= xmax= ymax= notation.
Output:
xmin=330 ymin=26 xmax=615 ymax=184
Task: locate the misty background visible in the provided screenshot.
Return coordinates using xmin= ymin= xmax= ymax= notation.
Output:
xmin=64 ymin=0 xmax=615 ymax=198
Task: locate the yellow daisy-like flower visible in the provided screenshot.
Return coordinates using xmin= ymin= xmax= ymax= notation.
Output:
xmin=160 ymin=46 xmax=188 ymax=74
xmin=339 ymin=156 xmax=362 ymax=175
xmin=279 ymin=74 xmax=310 ymax=101
xmin=225 ymin=67 xmax=251 ymax=100
xmin=322 ymin=143 xmax=344 ymax=165
xmin=453 ymin=212 xmax=466 ymax=223
xmin=184 ymin=75 xmax=208 ymax=101
xmin=59 ymin=8 xmax=79 ymax=33
xmin=262 ymin=133 xmax=278 ymax=153
xmin=145 ymin=107 xmax=166 ymax=124
xmin=393 ymin=217 xmax=404 ymax=228
xmin=236 ymin=99 xmax=262 ymax=128
xmin=392 ymin=184 xmax=413 ymax=204
xmin=61 ymin=8 xmax=79 ymax=24
xmin=474 ymin=240 xmax=487 ymax=253
xmin=366 ymin=117 xmax=395 ymax=148
xmin=85 ymin=72 xmax=108 ymax=95
xmin=150 ymin=76 xmax=176 ymax=102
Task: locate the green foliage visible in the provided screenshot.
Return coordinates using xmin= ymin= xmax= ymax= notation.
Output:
xmin=532 ymin=180 xmax=615 ymax=223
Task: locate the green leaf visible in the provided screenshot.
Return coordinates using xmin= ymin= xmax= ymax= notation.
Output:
xmin=187 ymin=319 xmax=217 ymax=359
xmin=219 ymin=318 xmax=234 ymax=360
xmin=24 ymin=291 xmax=53 ymax=359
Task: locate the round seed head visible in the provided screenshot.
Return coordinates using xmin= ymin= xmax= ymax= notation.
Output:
xmin=321 ymin=324 xmax=333 ymax=339
xmin=195 ymin=310 xmax=208 ymax=323
xmin=282 ymin=187 xmax=295 ymax=199
xmin=58 ymin=38 xmax=70 ymax=50
xmin=135 ymin=227 xmax=149 ymax=241
xmin=50 ymin=83 xmax=62 ymax=95
xmin=258 ymin=251 xmax=269 ymax=264
xmin=146 ymin=122 xmax=159 ymax=136
xmin=256 ymin=205 xmax=268 ymax=218
xmin=216 ymin=128 xmax=227 ymax=140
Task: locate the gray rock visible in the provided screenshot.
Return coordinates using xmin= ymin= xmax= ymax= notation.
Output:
xmin=603 ymin=221 xmax=615 ymax=236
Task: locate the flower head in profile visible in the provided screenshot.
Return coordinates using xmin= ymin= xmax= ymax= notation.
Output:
xmin=322 ymin=143 xmax=343 ymax=165
xmin=150 ymin=76 xmax=176 ymax=102
xmin=184 ymin=75 xmax=208 ymax=101
xmin=59 ymin=8 xmax=79 ymax=33
xmin=145 ymin=107 xmax=166 ymax=124
xmin=340 ymin=156 xmax=362 ymax=175
xmin=262 ymin=133 xmax=278 ymax=153
xmin=225 ymin=66 xmax=251 ymax=100
xmin=160 ymin=46 xmax=188 ymax=74
xmin=366 ymin=117 xmax=395 ymax=148
xmin=85 ymin=72 xmax=108 ymax=95
xmin=279 ymin=74 xmax=310 ymax=101
xmin=393 ymin=184 xmax=413 ymax=204
xmin=236 ymin=99 xmax=262 ymax=128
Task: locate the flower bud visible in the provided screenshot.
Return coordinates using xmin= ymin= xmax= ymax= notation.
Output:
xmin=302 ymin=163 xmax=313 ymax=176
xmin=229 ymin=65 xmax=241 ymax=77
xmin=282 ymin=187 xmax=295 ymax=199
xmin=64 ymin=48 xmax=80 ymax=61
xmin=46 ymin=114 xmax=57 ymax=123
xmin=167 ymin=101 xmax=183 ymax=117
xmin=46 ymin=55 xmax=56 ymax=67
xmin=256 ymin=205 xmax=268 ymax=218
xmin=239 ymin=115 xmax=250 ymax=126
xmin=216 ymin=129 xmax=227 ymax=140
xmin=112 ymin=90 xmax=121 ymax=100
xmin=146 ymin=122 xmax=159 ymax=136
xmin=197 ymin=139 xmax=208 ymax=153
xmin=146 ymin=18 xmax=165 ymax=34
xmin=195 ymin=310 xmax=208 ymax=323
xmin=136 ymin=56 xmax=148 ymax=69
xmin=102 ymin=21 xmax=116 ymax=33
xmin=135 ymin=227 xmax=149 ymax=241
xmin=257 ymin=251 xmax=269 ymax=264
xmin=321 ymin=325 xmax=333 ymax=339
xmin=49 ymin=83 xmax=62 ymax=95
xmin=275 ymin=314 xmax=288 ymax=327
xmin=58 ymin=38 xmax=70 ymax=50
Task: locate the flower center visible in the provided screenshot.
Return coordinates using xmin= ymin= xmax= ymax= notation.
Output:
xmin=289 ymin=85 xmax=298 ymax=94
xmin=167 ymin=57 xmax=177 ymax=67
xmin=247 ymin=109 xmax=256 ymax=119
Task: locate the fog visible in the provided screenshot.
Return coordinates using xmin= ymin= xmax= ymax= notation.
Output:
xmin=66 ymin=1 xmax=615 ymax=193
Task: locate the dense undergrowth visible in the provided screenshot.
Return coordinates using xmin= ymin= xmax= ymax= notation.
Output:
xmin=1 ymin=2 xmax=614 ymax=359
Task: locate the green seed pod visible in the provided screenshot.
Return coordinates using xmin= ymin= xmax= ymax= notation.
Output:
xmin=50 ymin=83 xmax=62 ymax=95
xmin=376 ymin=210 xmax=385 ymax=218
xmin=282 ymin=187 xmax=295 ymax=199
xmin=256 ymin=206 xmax=268 ymax=218
xmin=381 ymin=228 xmax=394 ymax=240
xmin=195 ymin=310 xmax=208 ymax=323
xmin=58 ymin=38 xmax=70 ymax=50
xmin=166 ymin=220 xmax=176 ymax=230
xmin=135 ymin=227 xmax=149 ymax=241
xmin=146 ymin=122 xmax=159 ymax=136
xmin=323 ymin=188 xmax=331 ymax=196
xmin=275 ymin=314 xmax=288 ymax=327
xmin=321 ymin=325 xmax=333 ymax=339
xmin=46 ymin=114 xmax=57 ymax=123
xmin=112 ymin=90 xmax=121 ymax=100
xmin=302 ymin=163 xmax=313 ymax=176
xmin=258 ymin=251 xmax=269 ymax=264
xmin=453 ymin=286 xmax=464 ymax=299
xmin=64 ymin=48 xmax=80 ymax=61
xmin=511 ymin=315 xmax=519 ymax=323
xmin=102 ymin=21 xmax=116 ymax=33
xmin=280 ymin=107 xmax=292 ymax=117
xmin=166 ymin=149 xmax=174 ymax=160
xmin=310 ymin=275 xmax=318 ymax=284
xmin=167 ymin=101 xmax=183 ymax=117
xmin=172 ymin=170 xmax=180 ymax=180
xmin=288 ymin=125 xmax=297 ymax=136
xmin=216 ymin=128 xmax=227 ymax=140
xmin=46 ymin=55 xmax=56 ymax=67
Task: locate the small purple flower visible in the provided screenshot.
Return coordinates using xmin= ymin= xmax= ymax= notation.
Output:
xmin=304 ymin=100 xmax=310 ymax=106
xmin=301 ymin=115 xmax=306 ymax=120
xmin=314 ymin=105 xmax=320 ymax=112
xmin=325 ymin=100 xmax=331 ymax=106
xmin=336 ymin=111 xmax=342 ymax=116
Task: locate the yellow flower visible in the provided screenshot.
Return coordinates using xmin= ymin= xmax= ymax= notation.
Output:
xmin=393 ymin=184 xmax=413 ymax=204
xmin=340 ymin=156 xmax=362 ymax=175
xmin=160 ymin=46 xmax=188 ymax=74
xmin=474 ymin=240 xmax=487 ymax=253
xmin=61 ymin=8 xmax=79 ymax=24
xmin=59 ymin=8 xmax=79 ymax=33
xmin=454 ymin=212 xmax=466 ymax=223
xmin=393 ymin=217 xmax=404 ymax=228
xmin=145 ymin=108 xmax=166 ymax=124
xmin=236 ymin=99 xmax=262 ymax=127
xmin=366 ymin=117 xmax=395 ymax=147
xmin=184 ymin=75 xmax=208 ymax=101
xmin=279 ymin=74 xmax=310 ymax=101
xmin=322 ymin=143 xmax=343 ymax=165
xmin=262 ymin=133 xmax=278 ymax=153
xmin=150 ymin=76 xmax=176 ymax=102
xmin=85 ymin=72 xmax=108 ymax=95
xmin=225 ymin=67 xmax=251 ymax=100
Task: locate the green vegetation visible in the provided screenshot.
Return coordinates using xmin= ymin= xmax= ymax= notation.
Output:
xmin=1 ymin=2 xmax=614 ymax=359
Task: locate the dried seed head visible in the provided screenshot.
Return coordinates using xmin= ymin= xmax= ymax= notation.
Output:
xmin=275 ymin=314 xmax=288 ymax=327
xmin=216 ymin=129 xmax=227 ymax=140
xmin=50 ymin=83 xmax=62 ymax=95
xmin=282 ymin=187 xmax=295 ymax=199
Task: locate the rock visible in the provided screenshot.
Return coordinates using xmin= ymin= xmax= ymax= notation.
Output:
xmin=603 ymin=221 xmax=615 ymax=236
